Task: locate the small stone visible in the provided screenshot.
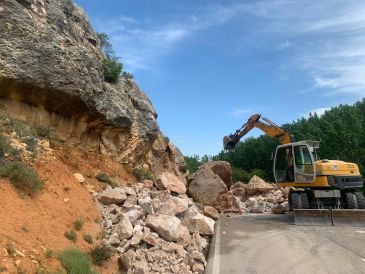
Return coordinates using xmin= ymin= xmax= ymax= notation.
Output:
xmin=116 ymin=215 xmax=133 ymax=240
xmin=123 ymin=205 xmax=144 ymax=224
xmin=143 ymin=179 xmax=154 ymax=188
xmin=203 ymin=206 xmax=219 ymax=220
xmin=138 ymin=196 xmax=154 ymax=215
xmin=109 ymin=233 xmax=121 ymax=246
xmin=142 ymin=234 xmax=159 ymax=246
xmin=73 ymin=173 xmax=85 ymax=183
xmin=131 ymin=225 xmax=143 ymax=246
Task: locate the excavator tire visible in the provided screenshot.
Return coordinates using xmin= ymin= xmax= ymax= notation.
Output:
xmin=345 ymin=192 xmax=358 ymax=209
xmin=354 ymin=192 xmax=365 ymax=209
xmin=300 ymin=193 xmax=310 ymax=209
xmin=291 ymin=193 xmax=301 ymax=209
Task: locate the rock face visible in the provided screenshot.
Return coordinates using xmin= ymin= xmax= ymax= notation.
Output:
xmin=188 ymin=168 xmax=228 ymax=205
xmin=0 ymin=0 xmax=185 ymax=178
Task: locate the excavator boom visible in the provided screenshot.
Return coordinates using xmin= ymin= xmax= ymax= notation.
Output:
xmin=223 ymin=114 xmax=294 ymax=151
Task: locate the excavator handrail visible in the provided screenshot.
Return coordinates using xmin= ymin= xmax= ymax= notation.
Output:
xmin=223 ymin=114 xmax=294 ymax=151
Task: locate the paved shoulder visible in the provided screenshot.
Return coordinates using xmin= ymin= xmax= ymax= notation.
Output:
xmin=207 ymin=214 xmax=365 ymax=274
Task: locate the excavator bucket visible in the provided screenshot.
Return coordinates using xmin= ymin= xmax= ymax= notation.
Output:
xmin=293 ymin=209 xmax=333 ymax=226
xmin=331 ymin=209 xmax=365 ymax=227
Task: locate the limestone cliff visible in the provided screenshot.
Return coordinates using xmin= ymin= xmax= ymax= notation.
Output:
xmin=0 ymin=0 xmax=185 ymax=177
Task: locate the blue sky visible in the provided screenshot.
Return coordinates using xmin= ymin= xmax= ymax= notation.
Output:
xmin=75 ymin=0 xmax=365 ymax=156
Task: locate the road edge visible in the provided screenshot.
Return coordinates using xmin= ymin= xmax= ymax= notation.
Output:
xmin=205 ymin=216 xmax=221 ymax=274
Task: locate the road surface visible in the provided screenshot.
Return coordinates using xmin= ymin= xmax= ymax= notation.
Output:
xmin=207 ymin=214 xmax=365 ymax=274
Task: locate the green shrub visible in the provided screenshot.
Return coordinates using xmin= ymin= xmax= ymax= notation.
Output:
xmin=4 ymin=118 xmax=31 ymax=137
xmin=0 ymin=161 xmax=44 ymax=196
xmin=45 ymin=249 xmax=55 ymax=258
xmin=23 ymin=137 xmax=38 ymax=153
xmin=122 ymin=72 xmax=134 ymax=79
xmin=73 ymin=219 xmax=84 ymax=231
xmin=89 ymin=245 xmax=112 ymax=266
xmin=64 ymin=230 xmax=77 ymax=242
xmin=95 ymin=172 xmax=111 ymax=184
xmin=83 ymin=234 xmax=93 ymax=245
xmin=33 ymin=127 xmax=61 ymax=144
xmin=232 ymin=167 xmax=268 ymax=183
xmin=0 ymin=136 xmax=12 ymax=159
xmin=133 ymin=168 xmax=154 ymax=182
xmin=96 ymin=230 xmax=107 ymax=240
xmin=6 ymin=242 xmax=15 ymax=257
xmin=59 ymin=248 xmax=96 ymax=274
xmin=102 ymin=58 xmax=122 ymax=84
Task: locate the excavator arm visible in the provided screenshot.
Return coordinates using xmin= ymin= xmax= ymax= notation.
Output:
xmin=223 ymin=114 xmax=294 ymax=151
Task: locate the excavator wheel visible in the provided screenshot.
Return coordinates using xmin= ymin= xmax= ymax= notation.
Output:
xmin=345 ymin=192 xmax=358 ymax=209
xmin=354 ymin=192 xmax=365 ymax=209
xmin=300 ymin=193 xmax=310 ymax=209
xmin=291 ymin=193 xmax=300 ymax=209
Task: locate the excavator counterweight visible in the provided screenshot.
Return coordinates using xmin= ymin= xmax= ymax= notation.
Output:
xmin=224 ymin=114 xmax=365 ymax=226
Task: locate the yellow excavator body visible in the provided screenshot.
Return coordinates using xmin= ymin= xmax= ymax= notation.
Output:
xmin=224 ymin=114 xmax=365 ymax=226
xmin=277 ymin=160 xmax=362 ymax=188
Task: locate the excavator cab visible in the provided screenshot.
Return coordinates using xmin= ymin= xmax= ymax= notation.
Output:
xmin=273 ymin=141 xmax=318 ymax=184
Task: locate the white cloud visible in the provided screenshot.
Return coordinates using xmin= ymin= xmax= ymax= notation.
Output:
xmin=304 ymin=107 xmax=330 ymax=118
xmin=94 ymin=5 xmax=242 ymax=72
xmin=231 ymin=109 xmax=251 ymax=118
xmin=277 ymin=40 xmax=294 ymax=50
xmin=241 ymin=0 xmax=365 ymax=96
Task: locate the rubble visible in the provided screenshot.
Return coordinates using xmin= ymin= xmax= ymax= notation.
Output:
xmin=97 ymin=172 xmax=214 ymax=274
xmin=97 ymin=167 xmax=289 ymax=273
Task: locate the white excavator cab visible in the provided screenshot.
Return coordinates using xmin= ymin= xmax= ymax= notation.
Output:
xmin=273 ymin=141 xmax=318 ymax=184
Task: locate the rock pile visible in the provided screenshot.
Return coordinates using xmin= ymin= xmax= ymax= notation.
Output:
xmin=231 ymin=176 xmax=289 ymax=214
xmin=97 ymin=172 xmax=214 ymax=274
xmin=187 ymin=161 xmax=289 ymax=215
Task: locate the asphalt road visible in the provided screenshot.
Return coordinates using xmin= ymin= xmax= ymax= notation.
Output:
xmin=207 ymin=214 xmax=365 ymax=274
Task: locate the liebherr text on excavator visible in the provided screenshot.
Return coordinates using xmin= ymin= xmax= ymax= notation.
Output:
xmin=224 ymin=114 xmax=365 ymax=226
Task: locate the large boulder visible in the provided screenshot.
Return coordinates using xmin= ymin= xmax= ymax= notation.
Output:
xmin=98 ymin=188 xmax=127 ymax=205
xmin=213 ymin=192 xmax=242 ymax=213
xmin=188 ymin=169 xmax=228 ymax=205
xmin=146 ymin=214 xmax=182 ymax=242
xmin=200 ymin=161 xmax=232 ymax=187
xmin=181 ymin=213 xmax=215 ymax=236
xmin=246 ymin=175 xmax=274 ymax=195
xmin=159 ymin=196 xmax=189 ymax=216
xmin=155 ymin=172 xmax=186 ymax=194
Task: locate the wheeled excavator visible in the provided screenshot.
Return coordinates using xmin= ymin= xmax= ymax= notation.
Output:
xmin=224 ymin=114 xmax=365 ymax=226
